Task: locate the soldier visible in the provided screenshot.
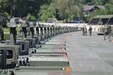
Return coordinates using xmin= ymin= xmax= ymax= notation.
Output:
xmin=82 ymin=27 xmax=85 ymax=36
xmin=0 ymin=26 xmax=2 ymax=40
xmin=107 ymin=26 xmax=112 ymax=40
xmin=23 ymin=59 xmax=26 ymax=66
xmin=89 ymin=26 xmax=92 ymax=36
xmin=19 ymin=59 xmax=22 ymax=66
xmin=0 ymin=16 xmax=7 ymax=41
xmin=26 ymin=57 xmax=30 ymax=66
xmin=84 ymin=26 xmax=87 ymax=36
xmin=0 ymin=24 xmax=4 ymax=41
xmin=26 ymin=57 xmax=29 ymax=63
xmin=104 ymin=26 xmax=112 ymax=40
xmin=82 ymin=26 xmax=87 ymax=36
xmin=10 ymin=71 xmax=15 ymax=75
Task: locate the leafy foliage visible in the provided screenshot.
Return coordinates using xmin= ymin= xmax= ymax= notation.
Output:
xmin=0 ymin=0 xmax=113 ymax=22
xmin=26 ymin=13 xmax=36 ymax=21
xmin=38 ymin=4 xmax=56 ymax=22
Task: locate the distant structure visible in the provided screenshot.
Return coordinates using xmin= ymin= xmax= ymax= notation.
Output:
xmin=87 ymin=15 xmax=113 ymax=35
xmin=83 ymin=5 xmax=105 ymax=17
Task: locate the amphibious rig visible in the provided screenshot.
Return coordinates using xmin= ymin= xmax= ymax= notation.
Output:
xmin=0 ymin=17 xmax=78 ymax=74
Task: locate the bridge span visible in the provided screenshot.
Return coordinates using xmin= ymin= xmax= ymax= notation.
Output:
xmin=1 ymin=22 xmax=113 ymax=75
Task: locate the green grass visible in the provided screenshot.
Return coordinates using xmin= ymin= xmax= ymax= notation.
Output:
xmin=4 ymin=34 xmax=10 ymax=40
xmin=3 ymin=27 xmax=21 ymax=40
xmin=3 ymin=28 xmax=10 ymax=40
xmin=3 ymin=28 xmax=10 ymax=34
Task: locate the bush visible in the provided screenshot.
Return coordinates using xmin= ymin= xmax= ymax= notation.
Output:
xmin=26 ymin=13 xmax=36 ymax=21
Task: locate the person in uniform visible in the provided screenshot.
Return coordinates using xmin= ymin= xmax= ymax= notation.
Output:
xmin=10 ymin=71 xmax=15 ymax=75
xmin=84 ymin=26 xmax=87 ymax=36
xmin=107 ymin=26 xmax=112 ymax=40
xmin=82 ymin=26 xmax=87 ymax=36
xmin=104 ymin=25 xmax=112 ymax=40
xmin=82 ymin=27 xmax=85 ymax=36
xmin=0 ymin=26 xmax=2 ymax=40
xmin=88 ymin=26 xmax=92 ymax=36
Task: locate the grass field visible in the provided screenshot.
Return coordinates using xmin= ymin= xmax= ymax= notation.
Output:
xmin=3 ymin=28 xmax=10 ymax=40
xmin=3 ymin=27 xmax=21 ymax=40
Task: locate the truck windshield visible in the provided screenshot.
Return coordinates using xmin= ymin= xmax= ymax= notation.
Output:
xmin=6 ymin=50 xmax=13 ymax=59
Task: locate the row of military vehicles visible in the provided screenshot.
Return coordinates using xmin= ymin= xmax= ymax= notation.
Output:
xmin=0 ymin=16 xmax=77 ymax=74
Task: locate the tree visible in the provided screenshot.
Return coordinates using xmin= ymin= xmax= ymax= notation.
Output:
xmin=38 ymin=4 xmax=56 ymax=22
xmin=105 ymin=3 xmax=113 ymax=14
xmin=51 ymin=0 xmax=83 ymax=21
xmin=0 ymin=0 xmax=8 ymax=12
xmin=86 ymin=9 xmax=107 ymax=22
xmin=0 ymin=0 xmax=51 ymax=18
xmin=84 ymin=0 xmax=92 ymax=4
xmin=26 ymin=13 xmax=36 ymax=21
xmin=0 ymin=0 xmax=113 ymax=22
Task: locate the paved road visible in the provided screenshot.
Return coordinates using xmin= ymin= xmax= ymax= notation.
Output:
xmin=16 ymin=31 xmax=113 ymax=75
xmin=2 ymin=31 xmax=113 ymax=75
xmin=38 ymin=31 xmax=113 ymax=75
xmin=63 ymin=31 xmax=113 ymax=75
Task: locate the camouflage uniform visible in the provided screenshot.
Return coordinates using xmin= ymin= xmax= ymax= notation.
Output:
xmin=82 ymin=26 xmax=87 ymax=36
xmin=89 ymin=26 xmax=92 ymax=36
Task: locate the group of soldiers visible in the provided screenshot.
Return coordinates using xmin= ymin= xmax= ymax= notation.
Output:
xmin=81 ymin=25 xmax=113 ymax=41
xmin=82 ymin=26 xmax=92 ymax=36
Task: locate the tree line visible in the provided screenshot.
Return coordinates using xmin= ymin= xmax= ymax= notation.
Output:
xmin=0 ymin=0 xmax=113 ymax=22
